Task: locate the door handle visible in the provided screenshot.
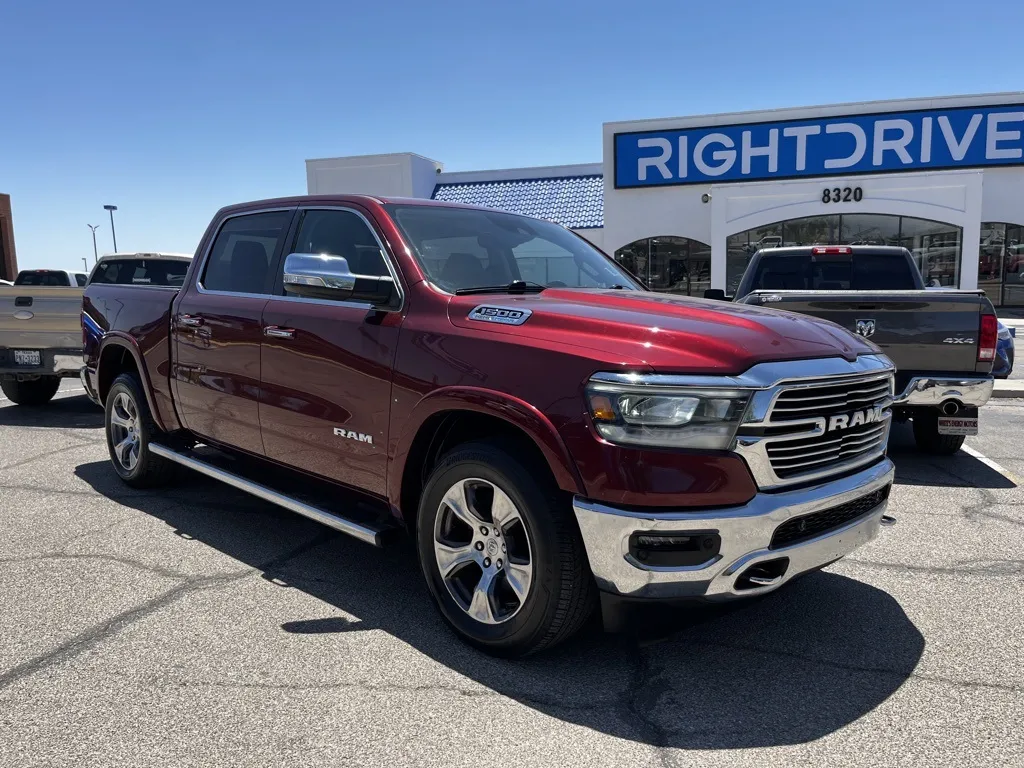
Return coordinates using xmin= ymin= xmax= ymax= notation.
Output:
xmin=178 ymin=315 xmax=204 ymax=327
xmin=264 ymin=326 xmax=296 ymax=339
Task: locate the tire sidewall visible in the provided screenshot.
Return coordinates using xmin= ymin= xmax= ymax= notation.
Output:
xmin=104 ymin=377 xmax=152 ymax=483
xmin=416 ymin=445 xmax=564 ymax=653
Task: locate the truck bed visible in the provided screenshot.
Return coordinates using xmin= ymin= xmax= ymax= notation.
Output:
xmin=737 ymin=289 xmax=993 ymax=387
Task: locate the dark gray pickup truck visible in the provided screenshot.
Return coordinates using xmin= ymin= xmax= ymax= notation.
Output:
xmin=716 ymin=245 xmax=997 ymax=455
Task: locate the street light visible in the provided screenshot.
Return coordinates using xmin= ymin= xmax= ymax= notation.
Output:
xmin=87 ymin=224 xmax=100 ymax=265
xmin=103 ymin=204 xmax=118 ymax=252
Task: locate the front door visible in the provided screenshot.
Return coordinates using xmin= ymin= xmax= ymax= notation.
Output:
xmin=258 ymin=207 xmax=403 ymax=497
xmin=172 ymin=208 xmax=294 ymax=455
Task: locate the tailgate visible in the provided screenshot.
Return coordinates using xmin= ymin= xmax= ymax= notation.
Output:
xmin=0 ymin=287 xmax=85 ymax=349
xmin=742 ymin=290 xmax=987 ymax=373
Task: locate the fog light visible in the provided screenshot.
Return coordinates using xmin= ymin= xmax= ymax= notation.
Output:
xmin=628 ymin=532 xmax=720 ymax=568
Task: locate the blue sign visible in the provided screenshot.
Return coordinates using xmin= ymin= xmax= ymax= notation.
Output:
xmin=614 ymin=104 xmax=1024 ymax=187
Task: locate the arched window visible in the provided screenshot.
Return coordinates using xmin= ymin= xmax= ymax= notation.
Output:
xmin=726 ymin=214 xmax=962 ymax=295
xmin=614 ymin=236 xmax=712 ymax=296
xmin=980 ymin=222 xmax=1024 ymax=306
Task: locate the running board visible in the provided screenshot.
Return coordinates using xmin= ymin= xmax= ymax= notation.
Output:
xmin=149 ymin=443 xmax=388 ymax=547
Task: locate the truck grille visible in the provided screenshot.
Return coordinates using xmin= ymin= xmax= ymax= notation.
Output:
xmin=770 ymin=484 xmax=891 ymax=549
xmin=763 ymin=372 xmax=893 ymax=483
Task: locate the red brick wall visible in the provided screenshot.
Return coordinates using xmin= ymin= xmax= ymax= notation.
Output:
xmin=0 ymin=194 xmax=17 ymax=281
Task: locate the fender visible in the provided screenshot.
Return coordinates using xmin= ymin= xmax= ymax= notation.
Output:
xmin=96 ymin=333 xmax=179 ymax=432
xmin=388 ymin=386 xmax=586 ymax=508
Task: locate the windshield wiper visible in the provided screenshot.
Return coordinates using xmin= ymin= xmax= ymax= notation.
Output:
xmin=454 ymin=280 xmax=547 ymax=296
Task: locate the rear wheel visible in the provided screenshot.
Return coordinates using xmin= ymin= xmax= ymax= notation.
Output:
xmin=912 ymin=410 xmax=966 ymax=455
xmin=0 ymin=376 xmax=61 ymax=405
xmin=416 ymin=440 xmax=595 ymax=656
xmin=105 ymin=373 xmax=175 ymax=487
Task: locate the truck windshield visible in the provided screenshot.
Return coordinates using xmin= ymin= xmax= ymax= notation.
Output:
xmin=89 ymin=259 xmax=190 ymax=287
xmin=387 ymin=204 xmax=641 ymax=293
xmin=14 ymin=271 xmax=71 ymax=286
xmin=749 ymin=253 xmax=918 ymax=291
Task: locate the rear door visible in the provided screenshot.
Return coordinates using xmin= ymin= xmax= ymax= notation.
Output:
xmin=258 ymin=206 xmax=403 ymax=497
xmin=171 ymin=208 xmax=295 ymax=455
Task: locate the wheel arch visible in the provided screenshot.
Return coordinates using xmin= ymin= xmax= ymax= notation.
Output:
xmin=390 ymin=388 xmax=585 ymax=528
xmin=96 ymin=335 xmax=167 ymax=431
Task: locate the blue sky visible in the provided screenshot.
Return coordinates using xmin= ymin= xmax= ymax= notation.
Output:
xmin=2 ymin=0 xmax=1022 ymax=271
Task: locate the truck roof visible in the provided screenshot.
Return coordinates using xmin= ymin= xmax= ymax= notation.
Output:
xmin=214 ymin=194 xmax=522 ymax=218
xmin=756 ymin=245 xmax=912 ymax=257
xmin=97 ymin=252 xmax=193 ymax=262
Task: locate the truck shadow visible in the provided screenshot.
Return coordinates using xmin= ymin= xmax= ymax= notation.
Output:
xmin=887 ymin=421 xmax=1016 ymax=489
xmin=74 ymin=459 xmax=926 ymax=750
xmin=0 ymin=394 xmax=103 ymax=429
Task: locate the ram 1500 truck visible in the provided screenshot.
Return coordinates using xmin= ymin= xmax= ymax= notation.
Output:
xmin=718 ymin=245 xmax=997 ymax=455
xmin=83 ymin=196 xmax=897 ymax=656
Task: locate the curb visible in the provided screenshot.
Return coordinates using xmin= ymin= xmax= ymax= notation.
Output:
xmin=992 ymin=381 xmax=1024 ymax=399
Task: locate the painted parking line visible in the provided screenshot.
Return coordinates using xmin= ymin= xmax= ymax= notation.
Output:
xmin=962 ymin=444 xmax=1021 ymax=486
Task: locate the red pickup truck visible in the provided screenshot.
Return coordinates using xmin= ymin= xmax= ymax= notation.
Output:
xmin=83 ymin=195 xmax=896 ymax=656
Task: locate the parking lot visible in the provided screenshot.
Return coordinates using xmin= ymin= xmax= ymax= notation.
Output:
xmin=1 ymin=381 xmax=1022 ymax=767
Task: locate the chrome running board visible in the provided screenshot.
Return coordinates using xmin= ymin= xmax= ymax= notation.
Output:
xmin=149 ymin=443 xmax=387 ymax=546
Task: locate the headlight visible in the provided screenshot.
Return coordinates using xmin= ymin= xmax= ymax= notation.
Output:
xmin=997 ymin=323 xmax=1012 ymax=341
xmin=586 ymin=383 xmax=751 ymax=449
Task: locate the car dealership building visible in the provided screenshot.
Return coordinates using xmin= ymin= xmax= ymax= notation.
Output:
xmin=307 ymin=92 xmax=1024 ymax=305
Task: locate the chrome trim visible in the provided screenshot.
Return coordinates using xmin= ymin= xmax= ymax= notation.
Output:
xmin=573 ymin=457 xmax=893 ymax=599
xmin=148 ymin=443 xmax=384 ymax=546
xmin=894 ymin=376 xmax=994 ymax=408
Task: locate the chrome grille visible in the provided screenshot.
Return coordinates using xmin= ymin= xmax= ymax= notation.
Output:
xmin=763 ymin=372 xmax=893 ymax=483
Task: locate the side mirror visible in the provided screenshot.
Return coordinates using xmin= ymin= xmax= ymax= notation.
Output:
xmin=703 ymin=289 xmax=727 ymax=301
xmin=283 ymin=253 xmax=395 ymax=306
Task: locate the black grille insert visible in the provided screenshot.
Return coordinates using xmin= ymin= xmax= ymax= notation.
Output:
xmin=770 ymin=484 xmax=891 ymax=550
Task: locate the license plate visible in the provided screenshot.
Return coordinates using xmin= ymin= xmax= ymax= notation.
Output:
xmin=938 ymin=416 xmax=978 ymax=436
xmin=13 ymin=350 xmax=41 ymax=366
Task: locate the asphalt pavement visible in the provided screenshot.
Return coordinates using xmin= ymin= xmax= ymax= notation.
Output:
xmin=1 ymin=380 xmax=1022 ymax=767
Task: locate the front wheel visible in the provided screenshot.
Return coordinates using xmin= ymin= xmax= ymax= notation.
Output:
xmin=105 ymin=374 xmax=175 ymax=487
xmin=416 ymin=441 xmax=595 ymax=656
xmin=1 ymin=376 xmax=61 ymax=405
xmin=912 ymin=410 xmax=966 ymax=455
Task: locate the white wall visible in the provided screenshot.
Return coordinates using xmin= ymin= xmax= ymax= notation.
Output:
xmin=306 ymin=153 xmax=442 ymax=198
xmin=981 ymin=167 xmax=1024 ymax=225
xmin=572 ymin=228 xmax=604 ymax=250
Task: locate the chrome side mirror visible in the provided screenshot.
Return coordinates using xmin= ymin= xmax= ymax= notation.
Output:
xmin=283 ymin=253 xmax=395 ymax=306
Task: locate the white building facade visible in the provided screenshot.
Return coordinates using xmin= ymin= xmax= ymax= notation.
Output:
xmin=307 ymin=92 xmax=1024 ymax=306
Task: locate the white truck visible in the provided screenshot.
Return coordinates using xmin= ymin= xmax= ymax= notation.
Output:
xmin=0 ymin=254 xmax=190 ymax=405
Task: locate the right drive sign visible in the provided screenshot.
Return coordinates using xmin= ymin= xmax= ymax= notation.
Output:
xmin=937 ymin=416 xmax=979 ymax=436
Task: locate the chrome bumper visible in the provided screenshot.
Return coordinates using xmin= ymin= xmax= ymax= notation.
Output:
xmin=573 ymin=458 xmax=894 ymax=600
xmin=894 ymin=376 xmax=993 ymax=408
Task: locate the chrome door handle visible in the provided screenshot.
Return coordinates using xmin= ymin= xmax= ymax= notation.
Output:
xmin=264 ymin=326 xmax=295 ymax=339
xmin=178 ymin=315 xmax=203 ymax=327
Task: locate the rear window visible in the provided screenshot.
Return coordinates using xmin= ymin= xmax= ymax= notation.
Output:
xmin=14 ymin=271 xmax=72 ymax=286
xmin=89 ymin=259 xmax=190 ymax=287
xmin=749 ymin=252 xmax=918 ymax=291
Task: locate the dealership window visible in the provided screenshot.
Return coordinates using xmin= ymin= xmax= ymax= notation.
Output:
xmin=979 ymin=222 xmax=1024 ymax=307
xmin=726 ymin=214 xmax=963 ymax=295
xmin=613 ymin=236 xmax=712 ymax=296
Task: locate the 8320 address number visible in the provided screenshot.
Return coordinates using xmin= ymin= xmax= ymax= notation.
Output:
xmin=822 ymin=186 xmax=863 ymax=203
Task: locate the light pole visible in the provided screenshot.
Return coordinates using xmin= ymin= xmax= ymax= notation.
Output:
xmin=103 ymin=204 xmax=118 ymax=252
xmin=87 ymin=224 xmax=100 ymax=265
xmin=82 ymin=257 xmax=88 ymax=271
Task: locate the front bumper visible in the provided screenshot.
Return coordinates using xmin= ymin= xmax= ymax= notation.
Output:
xmin=894 ymin=376 xmax=993 ymax=408
xmin=573 ymin=458 xmax=894 ymax=600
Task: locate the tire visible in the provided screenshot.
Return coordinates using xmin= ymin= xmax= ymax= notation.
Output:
xmin=912 ymin=410 xmax=966 ymax=455
xmin=416 ymin=440 xmax=595 ymax=657
xmin=104 ymin=373 xmax=175 ymax=488
xmin=1 ymin=376 xmax=61 ymax=405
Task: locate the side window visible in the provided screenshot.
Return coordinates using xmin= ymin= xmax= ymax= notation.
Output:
xmin=75 ymin=273 xmax=87 ymax=287
xmin=288 ymin=209 xmax=391 ymax=285
xmin=202 ymin=210 xmax=292 ymax=294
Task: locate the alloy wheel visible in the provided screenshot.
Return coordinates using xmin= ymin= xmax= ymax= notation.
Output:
xmin=109 ymin=391 xmax=141 ymax=472
xmin=433 ymin=477 xmax=534 ymax=625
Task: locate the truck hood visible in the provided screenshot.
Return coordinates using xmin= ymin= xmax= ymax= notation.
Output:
xmin=448 ymin=288 xmax=877 ymax=374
